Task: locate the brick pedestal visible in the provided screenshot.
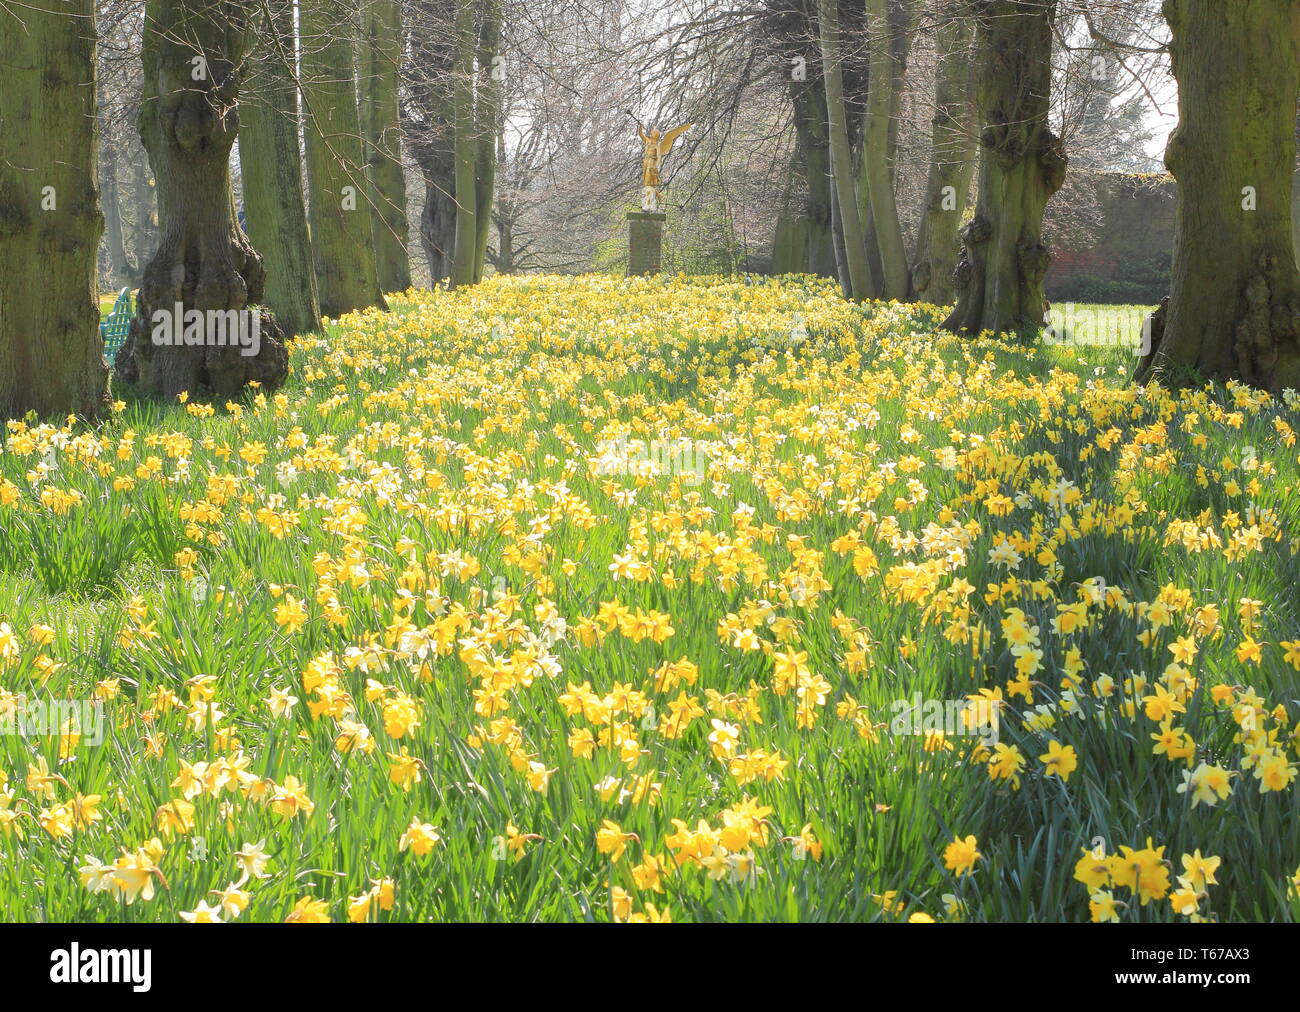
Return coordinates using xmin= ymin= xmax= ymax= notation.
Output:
xmin=627 ymin=211 xmax=666 ymax=276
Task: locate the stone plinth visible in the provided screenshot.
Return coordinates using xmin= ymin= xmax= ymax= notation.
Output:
xmin=627 ymin=211 xmax=667 ymax=276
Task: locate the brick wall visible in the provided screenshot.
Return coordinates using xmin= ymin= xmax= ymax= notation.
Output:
xmin=1047 ymin=172 xmax=1177 ymax=300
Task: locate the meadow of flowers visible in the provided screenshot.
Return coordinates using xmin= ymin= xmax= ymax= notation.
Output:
xmin=2 ymin=273 xmax=1299 ymax=922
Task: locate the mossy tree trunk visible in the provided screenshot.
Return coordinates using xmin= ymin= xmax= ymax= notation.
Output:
xmin=301 ymin=0 xmax=386 ymax=316
xmin=240 ymin=0 xmax=321 ymax=337
xmin=861 ymin=0 xmax=910 ymax=300
xmin=818 ymin=0 xmax=874 ymax=301
xmin=1292 ymin=106 xmax=1300 ymax=268
xmin=450 ymin=0 xmax=479 ymax=287
xmin=788 ymin=52 xmax=837 ymax=276
xmin=944 ymin=0 xmax=1066 ymax=337
xmin=913 ymin=13 xmax=977 ymax=305
xmin=361 ymin=0 xmax=411 ymax=293
xmin=116 ymin=0 xmax=289 ymax=399
xmin=0 ymin=0 xmax=110 ymax=419
xmin=1138 ymin=0 xmax=1300 ymax=390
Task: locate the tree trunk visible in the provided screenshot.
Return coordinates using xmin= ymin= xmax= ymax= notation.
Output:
xmin=862 ymin=0 xmax=910 ymax=300
xmin=240 ymin=0 xmax=321 ymax=337
xmin=451 ymin=0 xmax=479 ymax=287
xmin=100 ymin=112 xmax=138 ymax=287
xmin=407 ymin=0 xmax=457 ymax=284
xmin=944 ymin=0 xmax=1065 ymax=337
xmin=818 ymin=0 xmax=874 ymax=301
xmin=115 ymin=0 xmax=289 ymax=399
xmin=913 ymin=14 xmax=977 ymax=305
xmin=496 ymin=215 xmax=514 ymax=274
xmin=1137 ymin=0 xmax=1300 ymax=390
xmin=790 ymin=73 xmax=837 ymax=276
xmin=361 ymin=0 xmax=411 ymax=293
xmin=128 ymin=137 xmax=158 ymax=269
xmin=300 ymin=0 xmax=386 ymax=316
xmin=471 ymin=0 xmax=501 ymax=282
xmin=0 ymin=0 xmax=111 ymax=419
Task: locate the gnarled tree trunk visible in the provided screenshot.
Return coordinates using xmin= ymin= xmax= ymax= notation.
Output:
xmin=0 ymin=0 xmax=110 ymax=420
xmin=944 ymin=0 xmax=1066 ymax=337
xmin=116 ymin=0 xmax=289 ymax=400
xmin=913 ymin=13 xmax=977 ymax=305
xmin=240 ymin=0 xmax=321 ymax=338
xmin=1138 ymin=0 xmax=1300 ymax=391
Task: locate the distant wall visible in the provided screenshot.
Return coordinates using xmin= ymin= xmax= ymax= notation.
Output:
xmin=1048 ymin=172 xmax=1176 ymax=304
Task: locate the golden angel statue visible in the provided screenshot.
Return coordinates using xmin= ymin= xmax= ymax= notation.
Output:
xmin=637 ymin=121 xmax=692 ymax=211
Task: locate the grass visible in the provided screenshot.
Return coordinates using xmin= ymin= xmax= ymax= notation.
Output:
xmin=0 ymin=274 xmax=1296 ymax=923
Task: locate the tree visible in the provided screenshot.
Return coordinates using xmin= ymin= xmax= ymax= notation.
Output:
xmin=818 ymin=0 xmax=874 ymax=299
xmin=0 ymin=0 xmax=110 ymax=419
xmin=913 ymin=12 xmax=977 ymax=305
xmin=404 ymin=0 xmax=458 ymax=283
xmin=1138 ymin=0 xmax=1300 ymax=391
xmin=450 ymin=0 xmax=479 ymax=286
xmin=861 ymin=0 xmax=911 ymax=299
xmin=240 ymin=0 xmax=322 ymax=337
xmin=361 ymin=0 xmax=412 ymax=293
xmin=100 ymin=89 xmax=139 ymax=288
xmin=301 ymin=0 xmax=386 ymax=316
xmin=944 ymin=0 xmax=1066 ymax=337
xmin=115 ymin=0 xmax=289 ymax=398
xmin=472 ymin=0 xmax=503 ymax=283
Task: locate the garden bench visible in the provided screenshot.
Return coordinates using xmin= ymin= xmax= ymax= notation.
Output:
xmin=100 ymin=287 xmax=133 ymax=362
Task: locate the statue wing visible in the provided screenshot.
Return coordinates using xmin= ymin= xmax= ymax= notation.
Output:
xmin=657 ymin=122 xmax=693 ymax=157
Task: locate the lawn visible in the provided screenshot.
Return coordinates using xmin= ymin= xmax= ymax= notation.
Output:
xmin=1 ymin=274 xmax=1297 ymax=922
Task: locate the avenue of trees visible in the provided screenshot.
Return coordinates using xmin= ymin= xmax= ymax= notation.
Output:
xmin=2 ymin=0 xmax=1300 ymax=418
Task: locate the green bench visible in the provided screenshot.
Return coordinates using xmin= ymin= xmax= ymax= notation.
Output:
xmin=100 ymin=287 xmax=133 ymax=361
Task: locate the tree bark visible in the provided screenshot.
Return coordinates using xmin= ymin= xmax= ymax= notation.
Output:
xmin=300 ymin=0 xmax=386 ymax=316
xmin=913 ymin=13 xmax=977 ymax=305
xmin=361 ymin=0 xmax=411 ymax=293
xmin=100 ymin=95 xmax=139 ymax=287
xmin=407 ymin=0 xmax=457 ymax=284
xmin=1137 ymin=0 xmax=1300 ymax=390
xmin=240 ymin=0 xmax=321 ymax=338
xmin=128 ymin=135 xmax=158 ymax=269
xmin=789 ymin=69 xmax=838 ymax=276
xmin=1292 ymin=106 xmax=1300 ymax=269
xmin=0 ymin=0 xmax=111 ymax=419
xmin=115 ymin=0 xmax=289 ymax=399
xmin=861 ymin=0 xmax=910 ymax=300
xmin=944 ymin=0 xmax=1065 ymax=337
xmin=471 ymin=0 xmax=501 ymax=282
xmin=818 ymin=0 xmax=874 ymax=300
xmin=451 ymin=0 xmax=479 ymax=287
